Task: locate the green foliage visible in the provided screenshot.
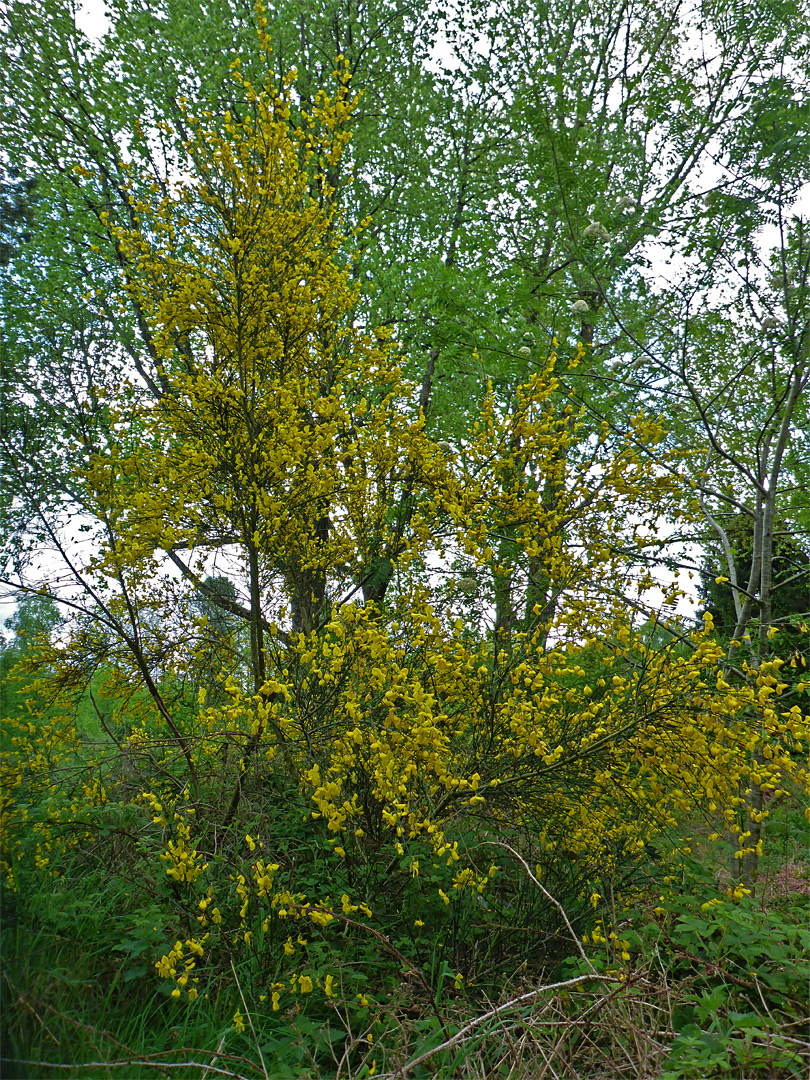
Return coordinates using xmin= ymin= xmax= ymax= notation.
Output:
xmin=653 ymin=894 xmax=809 ymax=1078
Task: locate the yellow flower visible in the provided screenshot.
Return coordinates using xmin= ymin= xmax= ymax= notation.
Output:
xmin=233 ymin=1010 xmax=245 ymax=1033
xmin=310 ymin=909 xmax=334 ymax=927
xmin=701 ymin=898 xmax=723 ymax=911
xmin=324 ymin=974 xmax=335 ymax=997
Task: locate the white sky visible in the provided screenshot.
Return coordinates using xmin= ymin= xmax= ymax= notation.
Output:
xmin=76 ymin=0 xmax=109 ymax=37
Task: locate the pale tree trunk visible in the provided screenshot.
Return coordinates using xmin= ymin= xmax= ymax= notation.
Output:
xmin=739 ymin=480 xmax=775 ymax=889
xmin=705 ymin=363 xmax=807 ymax=891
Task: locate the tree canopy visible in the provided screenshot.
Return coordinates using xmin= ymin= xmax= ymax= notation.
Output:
xmin=1 ymin=1 xmax=809 ymax=1075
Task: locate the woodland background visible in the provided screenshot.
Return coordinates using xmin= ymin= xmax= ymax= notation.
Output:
xmin=1 ymin=0 xmax=809 ymax=1076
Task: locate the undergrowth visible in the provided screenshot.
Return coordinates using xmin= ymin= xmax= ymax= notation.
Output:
xmin=2 ymin=805 xmax=807 ymax=1079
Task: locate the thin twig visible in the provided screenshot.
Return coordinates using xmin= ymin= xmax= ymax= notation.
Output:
xmin=486 ymin=841 xmax=599 ymax=975
xmin=1 ymin=1060 xmax=252 ymax=1078
xmin=2 ymin=978 xmax=137 ymax=1058
xmin=393 ymin=972 xmax=617 ymax=1077
xmin=200 ymin=1035 xmax=228 ymax=1080
xmin=230 ymin=960 xmax=269 ymax=1080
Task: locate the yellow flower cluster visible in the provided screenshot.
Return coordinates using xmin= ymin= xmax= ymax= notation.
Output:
xmin=155 ymin=935 xmax=207 ymax=1000
xmin=138 ymin=793 xmax=210 ymax=884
